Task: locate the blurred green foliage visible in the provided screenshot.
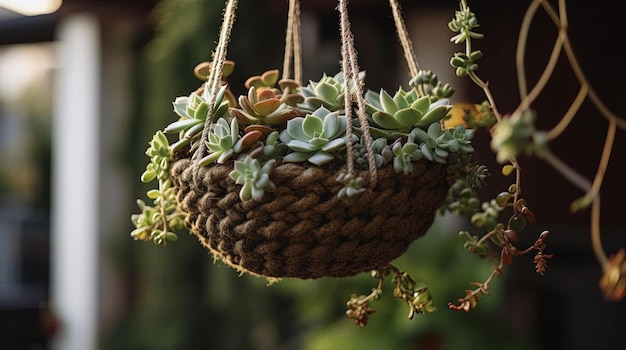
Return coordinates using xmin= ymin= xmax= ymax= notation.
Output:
xmin=105 ymin=1 xmax=535 ymax=349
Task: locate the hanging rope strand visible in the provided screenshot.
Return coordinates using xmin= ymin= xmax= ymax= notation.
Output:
xmin=389 ymin=0 xmax=419 ymax=77
xmin=292 ymin=0 xmax=303 ymax=85
xmin=338 ymin=0 xmax=377 ymax=186
xmin=282 ymin=0 xmax=295 ymax=80
xmin=193 ymin=0 xmax=238 ymax=164
xmin=282 ymin=0 xmax=302 ymax=84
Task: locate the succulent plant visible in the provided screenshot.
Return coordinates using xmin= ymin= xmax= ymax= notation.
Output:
xmin=490 ymin=109 xmax=535 ymax=163
xmin=244 ymin=69 xmax=280 ymax=90
xmin=229 ymin=157 xmax=277 ymax=201
xmin=391 ymin=134 xmax=424 ymax=175
xmin=166 ymin=85 xmax=230 ymax=151
xmin=279 ymin=106 xmax=347 ymax=165
xmin=229 ymin=85 xmax=300 ymax=128
xmin=364 ymin=87 xmax=451 ymax=139
xmin=193 ymin=60 xmax=237 ymax=107
xmin=131 ymin=131 xmax=183 ymax=245
xmin=409 ymin=70 xmax=455 ymax=101
xmin=411 ymin=123 xmax=475 ymax=164
xmin=197 ymin=117 xmax=262 ymax=166
xmin=336 ymin=173 xmax=366 ymax=205
xmin=297 ymin=71 xmax=365 ymax=113
xmin=351 ymin=136 xmax=393 ymax=169
xmin=411 ymin=123 xmax=452 ymax=164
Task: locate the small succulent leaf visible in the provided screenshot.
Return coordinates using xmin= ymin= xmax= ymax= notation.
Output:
xmin=420 ymin=104 xmax=450 ymax=125
xmin=316 ymin=81 xmax=340 ymax=103
xmin=379 ymin=89 xmax=398 ymax=113
xmin=230 ymin=118 xmax=239 ymax=139
xmin=208 ymin=132 xmax=220 ymax=146
xmin=164 ymin=118 xmax=201 ymax=133
xmin=288 ymin=140 xmax=318 ymax=152
xmin=170 ymin=137 xmax=191 ymax=152
xmin=213 ymin=101 xmax=229 ymax=119
xmin=215 ymin=85 xmax=227 ymax=106
xmin=411 ymin=95 xmax=431 ymax=114
xmin=322 ymin=111 xmax=339 ymax=136
xmin=156 ymin=131 xmax=169 ymax=149
xmin=364 ymin=90 xmax=383 ymax=110
xmin=308 ymin=137 xmax=330 ymax=147
xmin=421 ymin=144 xmax=434 ymax=161
xmin=198 ymin=152 xmax=221 ymax=166
xmin=173 ymin=97 xmax=190 ymax=118
xmin=285 ymin=118 xmax=308 ymax=141
xmin=308 ymin=151 xmax=334 ymax=165
xmin=141 ymin=170 xmax=157 ymax=183
xmin=239 ymin=130 xmax=263 ymax=147
xmin=183 ymin=122 xmax=204 ymax=139
xmin=247 ymin=86 xmax=258 ymax=105
xmin=251 ymin=186 xmax=265 ymax=201
xmin=218 ymin=135 xmax=233 ymax=149
xmin=193 ymin=101 xmax=209 ymax=120
xmin=447 ymin=139 xmax=460 ymax=152
xmin=240 ymin=182 xmax=253 ymax=201
xmin=217 ymin=149 xmax=234 ymax=164
xmin=393 ymin=89 xmax=409 ymax=109
xmin=434 ymin=147 xmax=449 ymax=158
xmin=302 ymin=115 xmax=324 ymax=138
xmin=402 ymin=142 xmax=419 ymax=154
xmin=253 ymin=98 xmax=281 ymax=116
xmin=266 ymin=130 xmax=280 ymax=144
xmin=372 ymin=111 xmax=403 ymax=129
xmin=427 ymin=122 xmax=443 ymax=138
xmin=261 ymin=69 xmax=280 ymax=85
xmin=282 ymin=151 xmax=313 ymax=162
xmin=321 ymin=138 xmax=345 ymax=152
xmin=395 ymin=108 xmax=421 ymax=127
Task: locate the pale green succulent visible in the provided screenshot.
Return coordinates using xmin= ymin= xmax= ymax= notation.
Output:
xmin=131 ymin=131 xmax=183 ymax=245
xmin=409 ymin=70 xmax=455 ymax=101
xmin=447 ymin=124 xmax=475 ymax=154
xmin=229 ymin=157 xmax=277 ymax=201
xmin=297 ymin=71 xmax=365 ymax=113
xmin=364 ymin=87 xmax=451 ymax=139
xmin=391 ymin=135 xmax=424 ymax=174
xmin=411 ymin=123 xmax=476 ymax=164
xmin=166 ymin=85 xmax=230 ymax=151
xmin=351 ymin=136 xmax=393 ymax=169
xmin=336 ymin=173 xmax=366 ymax=205
xmin=197 ymin=117 xmax=245 ymax=166
xmin=411 ymin=122 xmax=452 ymax=164
xmin=490 ymin=109 xmax=536 ymax=163
xmin=279 ymin=106 xmax=347 ymax=165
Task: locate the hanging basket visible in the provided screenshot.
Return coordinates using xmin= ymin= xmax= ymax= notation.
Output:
xmin=171 ymin=155 xmax=449 ymax=279
xmin=132 ymin=0 xmax=473 ymax=283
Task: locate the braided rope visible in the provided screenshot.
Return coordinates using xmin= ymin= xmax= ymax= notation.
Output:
xmin=193 ymin=0 xmax=238 ymax=166
xmin=282 ymin=0 xmax=302 ymax=84
xmin=389 ymin=0 xmax=420 ymax=77
xmin=338 ymin=0 xmax=378 ymax=186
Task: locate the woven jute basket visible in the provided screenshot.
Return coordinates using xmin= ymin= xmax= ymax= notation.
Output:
xmin=170 ymin=154 xmax=450 ymax=279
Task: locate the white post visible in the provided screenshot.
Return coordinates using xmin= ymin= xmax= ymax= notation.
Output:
xmin=50 ymin=13 xmax=100 ymax=350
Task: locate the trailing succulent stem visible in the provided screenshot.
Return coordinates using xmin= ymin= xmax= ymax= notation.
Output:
xmin=131 ymin=131 xmax=184 ymax=245
xmin=345 ymin=265 xmax=436 ymax=326
xmin=446 ymin=0 xmax=554 ymax=312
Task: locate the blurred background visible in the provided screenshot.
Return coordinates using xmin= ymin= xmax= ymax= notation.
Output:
xmin=0 ymin=0 xmax=624 ymax=349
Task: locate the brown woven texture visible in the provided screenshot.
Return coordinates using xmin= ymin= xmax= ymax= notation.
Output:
xmin=171 ymin=157 xmax=450 ymax=279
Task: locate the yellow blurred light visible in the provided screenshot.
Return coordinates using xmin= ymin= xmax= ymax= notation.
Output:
xmin=445 ymin=103 xmax=476 ymax=128
xmin=0 ymin=0 xmax=62 ymax=16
